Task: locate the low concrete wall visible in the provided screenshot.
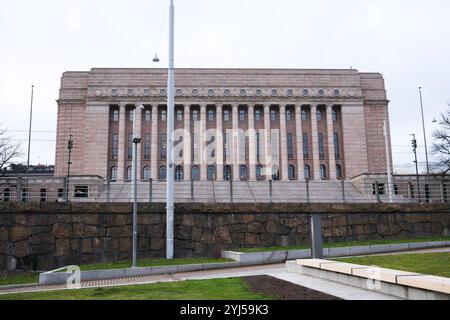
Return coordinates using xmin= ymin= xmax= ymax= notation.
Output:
xmin=0 ymin=202 xmax=449 ymax=271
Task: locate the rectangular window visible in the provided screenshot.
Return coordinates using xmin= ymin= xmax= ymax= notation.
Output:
xmin=193 ymin=133 xmax=199 ymax=161
xmin=239 ymin=110 xmax=245 ymax=122
xmin=112 ymin=133 xmax=118 ymax=159
xmin=239 ymin=131 xmax=246 ymax=162
xmin=144 ymin=134 xmax=151 ymax=160
xmin=145 ymin=110 xmax=151 ymax=122
xmin=127 ymin=134 xmax=133 ymax=160
xmin=160 ymin=133 xmax=167 ymax=160
xmin=301 ymin=109 xmax=307 ymax=121
xmin=224 ymin=133 xmax=231 ymax=161
xmin=286 ymin=110 xmax=292 ymax=122
xmin=303 ymin=133 xmax=309 ymax=159
xmin=256 ymin=132 xmax=261 ymax=161
xmin=192 ymin=110 xmax=199 ymax=121
xmin=58 ymin=188 xmax=64 ymax=198
xmin=318 ymin=133 xmax=325 ymax=160
xmin=271 ymin=132 xmax=279 ymax=161
xmin=161 ymin=110 xmax=167 ymax=122
xmin=372 ymin=183 xmax=385 ymax=195
xmin=74 ymin=186 xmax=89 ymax=198
xmin=224 ymin=110 xmax=230 ymax=122
xmin=255 ymin=110 xmax=261 ymax=122
xmin=129 ymin=110 xmax=134 ymax=122
xmin=113 ymin=110 xmax=119 ymax=122
xmin=334 ymin=133 xmax=340 ymax=160
xmin=287 ymin=133 xmax=294 ymax=160
xmin=270 ymin=110 xmax=276 ymax=122
xmin=208 ymin=110 xmax=214 ymax=121
xmin=176 ymin=110 xmax=183 ymax=121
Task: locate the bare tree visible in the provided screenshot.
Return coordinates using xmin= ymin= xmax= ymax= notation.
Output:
xmin=432 ymin=103 xmax=450 ymax=175
xmin=0 ymin=125 xmax=22 ymax=175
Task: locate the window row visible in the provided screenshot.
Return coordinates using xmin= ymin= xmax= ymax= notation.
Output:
xmin=111 ymin=108 xmax=340 ymax=123
xmin=110 ymin=164 xmax=343 ymax=182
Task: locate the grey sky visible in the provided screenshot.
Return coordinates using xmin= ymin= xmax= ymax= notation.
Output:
xmin=1 ymin=0 xmax=449 ymax=173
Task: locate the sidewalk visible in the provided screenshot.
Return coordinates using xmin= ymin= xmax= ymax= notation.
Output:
xmin=0 ymin=263 xmax=397 ymax=300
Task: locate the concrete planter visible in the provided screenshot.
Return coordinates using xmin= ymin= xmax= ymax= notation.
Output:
xmin=222 ymin=240 xmax=450 ymax=264
xmin=39 ymin=261 xmax=241 ymax=285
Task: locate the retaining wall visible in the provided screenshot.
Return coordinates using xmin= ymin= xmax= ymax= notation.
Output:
xmin=0 ymin=202 xmax=449 ymax=271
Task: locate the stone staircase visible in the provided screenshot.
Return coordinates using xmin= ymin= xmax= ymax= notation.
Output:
xmin=102 ymin=180 xmax=376 ymax=203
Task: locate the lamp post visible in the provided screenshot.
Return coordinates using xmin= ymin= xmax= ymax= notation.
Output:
xmin=66 ymin=135 xmax=74 ymax=202
xmin=419 ymin=87 xmax=430 ymax=179
xmin=25 ymin=85 xmax=34 ymax=201
xmin=132 ymin=105 xmax=143 ymax=268
xmin=411 ymin=134 xmax=421 ymax=201
xmin=166 ymin=0 xmax=175 ymax=260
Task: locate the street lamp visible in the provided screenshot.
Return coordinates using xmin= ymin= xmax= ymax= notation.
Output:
xmin=166 ymin=0 xmax=175 ymax=260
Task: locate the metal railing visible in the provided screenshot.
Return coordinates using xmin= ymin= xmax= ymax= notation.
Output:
xmin=2 ymin=179 xmax=450 ymax=204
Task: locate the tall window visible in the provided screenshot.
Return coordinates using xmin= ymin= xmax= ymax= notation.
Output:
xmin=224 ymin=165 xmax=232 ymax=181
xmin=112 ymin=133 xmax=118 ymax=159
xmin=318 ymin=133 xmax=325 ymax=160
xmin=143 ymin=134 xmax=151 ymax=160
xmin=40 ymin=189 xmax=47 ymax=203
xmin=270 ymin=110 xmax=277 ymax=121
xmin=239 ymin=109 xmax=245 ymax=122
xmin=192 ymin=110 xmax=199 ymax=121
xmin=334 ymin=133 xmax=340 ymax=160
xmin=208 ymin=110 xmax=215 ymax=121
xmin=3 ymin=188 xmax=11 ymax=202
xmin=288 ymin=165 xmax=295 ymax=180
xmin=159 ymin=166 xmax=167 ymax=180
xmin=332 ymin=109 xmax=338 ymax=122
xmin=191 ymin=166 xmax=200 ymax=181
xmin=287 ymin=133 xmax=294 ymax=160
xmin=127 ymin=166 xmax=132 ymax=180
xmin=256 ymin=165 xmax=264 ymax=181
xmin=316 ymin=110 xmax=322 ymax=121
xmin=113 ymin=110 xmax=119 ymax=122
xmin=128 ymin=134 xmax=133 ymax=160
xmin=336 ymin=164 xmax=342 ymax=179
xmin=286 ymin=110 xmax=292 ymax=121
xmin=176 ymin=109 xmax=183 ymax=121
xmin=193 ymin=133 xmax=199 ymax=161
xmin=160 ymin=133 xmax=167 ymax=160
xmin=21 ymin=188 xmax=27 ymax=202
xmin=320 ymin=165 xmax=327 ymax=180
xmin=304 ymin=165 xmax=311 ymax=180
xmin=303 ymin=133 xmax=309 ymax=159
xmin=175 ymin=166 xmax=184 ymax=181
xmin=301 ymin=109 xmax=308 ymax=121
xmin=111 ymin=167 xmax=117 ymax=181
xmin=207 ymin=166 xmax=216 ymax=180
xmin=143 ymin=167 xmax=150 ymax=180
xmin=239 ymin=132 xmax=246 ymax=162
xmin=145 ymin=110 xmax=151 ymax=122
xmin=271 ymin=132 xmax=279 ymax=161
xmin=224 ymin=110 xmax=230 ymax=122
xmin=240 ymin=165 xmax=248 ymax=181
xmin=224 ymin=133 xmax=231 ymax=161
xmin=272 ymin=166 xmax=280 ymax=181
xmin=255 ymin=110 xmax=261 ymax=121
xmin=256 ymin=133 xmax=261 ymax=161
xmin=129 ymin=109 xmax=134 ymax=122
xmin=161 ymin=110 xmax=167 ymax=122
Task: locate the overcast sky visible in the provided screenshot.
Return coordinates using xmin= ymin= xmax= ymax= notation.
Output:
xmin=1 ymin=0 xmax=449 ymax=173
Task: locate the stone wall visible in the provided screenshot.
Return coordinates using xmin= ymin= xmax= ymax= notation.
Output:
xmin=0 ymin=202 xmax=449 ymax=271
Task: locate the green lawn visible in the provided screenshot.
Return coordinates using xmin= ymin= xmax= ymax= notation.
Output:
xmin=334 ymin=252 xmax=450 ymax=278
xmin=0 ymin=278 xmax=272 ymax=301
xmin=236 ymin=236 xmax=450 ymax=253
xmin=0 ymin=273 xmax=39 ymax=287
xmin=0 ymin=258 xmax=232 ymax=287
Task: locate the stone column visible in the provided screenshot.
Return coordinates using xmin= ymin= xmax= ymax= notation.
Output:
xmin=295 ymin=105 xmax=305 ymax=180
xmin=200 ymin=104 xmax=207 ymax=181
xmin=135 ymin=105 xmax=142 ymax=180
xmin=117 ymin=104 xmax=126 ymax=181
xmin=183 ymin=105 xmax=191 ymax=181
xmin=216 ymin=104 xmax=224 ymax=180
xmin=310 ymin=105 xmax=320 ymax=180
xmin=279 ymin=104 xmax=289 ymax=181
xmin=263 ymin=104 xmax=272 ymax=178
xmin=326 ymin=105 xmax=337 ymax=180
xmin=151 ymin=105 xmax=159 ymax=180
xmin=248 ymin=105 xmax=256 ymax=181
xmin=232 ymin=104 xmax=240 ymax=181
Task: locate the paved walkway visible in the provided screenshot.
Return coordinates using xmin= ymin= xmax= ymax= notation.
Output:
xmin=0 ymin=264 xmax=397 ymax=300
